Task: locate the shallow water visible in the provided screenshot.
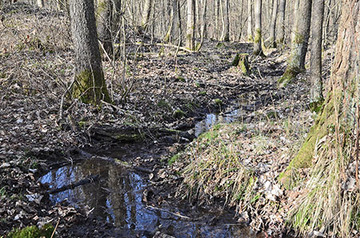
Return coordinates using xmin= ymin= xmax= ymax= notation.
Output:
xmin=40 ymin=158 xmax=259 ymax=237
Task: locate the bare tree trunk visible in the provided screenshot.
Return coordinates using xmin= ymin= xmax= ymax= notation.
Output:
xmin=268 ymin=0 xmax=278 ymax=48
xmin=247 ymin=0 xmax=253 ymax=42
xmin=309 ymin=0 xmax=325 ymax=109
xmin=215 ymin=0 xmax=220 ymax=40
xmin=97 ymin=0 xmax=113 ymax=56
xmin=197 ymin=0 xmax=207 ymax=50
xmin=278 ymin=0 xmax=312 ymax=86
xmin=37 ymin=0 xmax=44 ymax=7
xmin=253 ymin=0 xmax=264 ymax=56
xmin=164 ymin=0 xmax=182 ymax=44
xmin=69 ymin=0 xmax=110 ymax=104
xmin=186 ymin=0 xmax=195 ymax=50
xmin=277 ymin=0 xmax=286 ymax=44
xmin=221 ymin=0 xmax=230 ymax=41
xmin=140 ymin=0 xmax=152 ymax=30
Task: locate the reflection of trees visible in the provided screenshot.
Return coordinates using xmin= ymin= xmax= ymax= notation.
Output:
xmin=78 ymin=160 xmax=109 ymax=218
xmin=108 ymin=166 xmax=136 ymax=227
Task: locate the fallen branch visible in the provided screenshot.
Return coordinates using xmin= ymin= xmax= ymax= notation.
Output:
xmin=47 ymin=174 xmax=100 ymax=194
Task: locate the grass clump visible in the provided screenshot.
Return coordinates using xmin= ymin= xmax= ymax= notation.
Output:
xmin=7 ymin=224 xmax=54 ymax=238
xmin=181 ymin=123 xmax=257 ymax=208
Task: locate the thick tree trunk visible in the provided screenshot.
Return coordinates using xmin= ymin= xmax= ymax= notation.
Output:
xmin=285 ymin=1 xmax=360 ymax=235
xmin=69 ymin=0 xmax=110 ymax=104
xmin=309 ymin=0 xmax=325 ymax=110
xmin=247 ymin=0 xmax=253 ymax=42
xmin=268 ymin=0 xmax=278 ymax=48
xmin=97 ymin=0 xmax=113 ymax=56
xmin=278 ymin=0 xmax=312 ymax=86
xmin=165 ymin=0 xmax=182 ymax=45
xmin=141 ymin=0 xmax=152 ymax=30
xmin=277 ymin=0 xmax=286 ymax=44
xmin=186 ymin=0 xmax=195 ymax=50
xmin=221 ymin=0 xmax=230 ymax=41
xmin=253 ymin=0 xmax=264 ymax=56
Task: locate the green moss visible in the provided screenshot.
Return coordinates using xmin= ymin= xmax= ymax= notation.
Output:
xmin=176 ymin=75 xmax=186 ymax=82
xmin=254 ymin=28 xmax=261 ymax=44
xmin=232 ymin=54 xmax=241 ymax=66
xmin=199 ymin=91 xmax=206 ymax=96
xmin=232 ymin=53 xmax=250 ymax=75
xmin=157 ymin=99 xmax=171 ymax=109
xmin=72 ymin=69 xmax=111 ymax=105
xmin=173 ymin=109 xmax=186 ymax=118
xmin=247 ymin=35 xmax=253 ymax=43
xmin=214 ymin=98 xmax=223 ymax=105
xmin=278 ymin=67 xmax=301 ymax=87
xmin=114 ymin=133 xmax=142 ymax=142
xmin=168 ymin=153 xmax=181 ymax=165
xmin=293 ymin=32 xmax=305 ymax=44
xmin=216 ymin=42 xmax=225 ymax=48
xmin=8 ymin=224 xmax=54 ymax=238
xmin=0 ymin=72 xmax=6 ymax=78
xmin=279 ymin=94 xmax=335 ymax=188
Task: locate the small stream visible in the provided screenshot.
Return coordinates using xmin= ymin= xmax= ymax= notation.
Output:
xmin=40 ymin=107 xmax=263 ymax=237
xmin=40 ymin=158 xmax=259 ymax=237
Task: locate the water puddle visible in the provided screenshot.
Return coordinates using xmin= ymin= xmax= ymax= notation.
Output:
xmin=195 ymin=107 xmax=246 ymax=137
xmin=40 ymin=158 xmax=259 ymax=237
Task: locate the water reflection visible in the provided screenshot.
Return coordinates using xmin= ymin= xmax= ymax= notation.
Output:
xmin=194 ymin=109 xmax=243 ymax=137
xmin=40 ymin=159 xmax=258 ymax=237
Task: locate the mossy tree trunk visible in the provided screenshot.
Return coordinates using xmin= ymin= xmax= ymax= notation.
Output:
xmin=280 ymin=0 xmax=359 ymax=188
xmin=97 ymin=0 xmax=113 ymax=57
xmin=221 ymin=0 xmax=230 ymax=41
xmin=276 ymin=0 xmax=286 ymax=45
xmin=284 ymin=1 xmax=360 ymax=235
xmin=253 ymin=0 xmax=264 ymax=56
xmin=186 ymin=0 xmax=195 ymax=51
xmin=268 ymin=0 xmax=278 ymax=48
xmin=278 ymin=0 xmax=312 ymax=87
xmin=247 ymin=0 xmax=253 ymax=42
xmin=309 ymin=0 xmax=325 ymax=110
xmin=69 ymin=0 xmax=111 ymax=105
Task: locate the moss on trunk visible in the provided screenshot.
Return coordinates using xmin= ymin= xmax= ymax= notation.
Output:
xmin=72 ymin=69 xmax=111 ymax=105
xmin=279 ymin=93 xmax=335 ymax=188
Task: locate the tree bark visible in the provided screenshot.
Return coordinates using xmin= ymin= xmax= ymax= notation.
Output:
xmin=97 ymin=0 xmax=113 ymax=56
xmin=277 ymin=0 xmax=286 ymax=44
xmin=141 ymin=0 xmax=152 ymax=30
xmin=278 ymin=0 xmax=312 ymax=86
xmin=165 ymin=0 xmax=182 ymax=45
xmin=253 ymin=0 xmax=264 ymax=56
xmin=284 ymin=1 xmax=360 ymax=235
xmin=37 ymin=0 xmax=44 ymax=7
xmin=221 ymin=0 xmax=230 ymax=41
xmin=268 ymin=0 xmax=278 ymax=48
xmin=247 ymin=0 xmax=253 ymax=42
xmin=309 ymin=0 xmax=325 ymax=109
xmin=186 ymin=0 xmax=195 ymax=50
xmin=69 ymin=0 xmax=110 ymax=104
xmin=197 ymin=0 xmax=207 ymax=50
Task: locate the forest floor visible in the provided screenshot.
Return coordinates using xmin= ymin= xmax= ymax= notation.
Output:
xmin=0 ymin=2 xmax=333 ymax=238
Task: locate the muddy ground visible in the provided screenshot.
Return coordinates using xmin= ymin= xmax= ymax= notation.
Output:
xmin=0 ymin=2 xmax=332 ymax=237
